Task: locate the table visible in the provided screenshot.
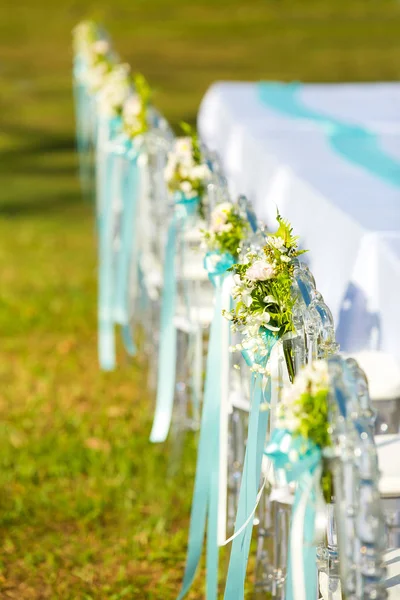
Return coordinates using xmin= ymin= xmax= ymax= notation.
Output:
xmin=198 ymin=82 xmax=400 ymax=360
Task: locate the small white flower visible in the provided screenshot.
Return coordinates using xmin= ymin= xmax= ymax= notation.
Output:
xmin=280 ymin=255 xmax=291 ymax=263
xmin=175 ymin=137 xmax=192 ymax=156
xmin=263 ymin=295 xmax=278 ymax=304
xmin=268 ymin=236 xmax=285 ymax=250
xmin=191 ymin=164 xmax=211 ymax=181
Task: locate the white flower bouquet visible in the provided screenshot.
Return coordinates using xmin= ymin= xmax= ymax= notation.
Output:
xmin=278 ymin=360 xmax=333 ymax=500
xmin=225 ymin=213 xmax=307 ymax=338
xmin=164 ymin=124 xmax=211 ymax=218
xmin=201 ymin=202 xmax=249 ymax=260
xmin=122 ymin=74 xmax=151 ymax=140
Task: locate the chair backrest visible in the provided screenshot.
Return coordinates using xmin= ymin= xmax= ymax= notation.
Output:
xmin=328 ymin=355 xmax=388 ymax=600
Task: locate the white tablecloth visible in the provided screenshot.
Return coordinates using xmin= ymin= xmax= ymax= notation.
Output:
xmin=198 ymin=82 xmax=400 ymax=360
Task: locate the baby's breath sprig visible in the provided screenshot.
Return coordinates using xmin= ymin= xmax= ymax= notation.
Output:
xmin=164 ymin=124 xmax=211 ymax=218
xmin=201 ymin=202 xmax=249 ymax=259
xmin=122 ymin=73 xmax=151 ymax=139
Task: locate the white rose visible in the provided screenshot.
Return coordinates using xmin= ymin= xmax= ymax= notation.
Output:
xmin=93 ymin=39 xmax=110 ymax=55
xmin=217 ymin=201 xmax=233 ymax=214
xmin=246 ymin=260 xmax=275 ymax=281
xmin=180 ymin=181 xmax=193 ymax=194
xmin=123 ymin=95 xmax=142 ymax=119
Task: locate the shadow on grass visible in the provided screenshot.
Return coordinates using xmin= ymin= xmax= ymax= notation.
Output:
xmin=0 ymin=191 xmax=85 ymax=218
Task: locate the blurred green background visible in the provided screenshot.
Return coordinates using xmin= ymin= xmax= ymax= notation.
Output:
xmin=0 ymin=1 xmax=399 ymax=598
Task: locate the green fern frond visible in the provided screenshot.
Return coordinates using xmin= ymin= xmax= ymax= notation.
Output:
xmin=272 ymin=210 xmax=299 ymax=248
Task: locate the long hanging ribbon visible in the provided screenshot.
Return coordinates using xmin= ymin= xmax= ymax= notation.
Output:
xmin=113 ymin=140 xmax=140 ymax=357
xmin=178 ymin=252 xmax=234 ymax=600
xmin=150 ymin=194 xmax=199 ymax=443
xmin=258 ymin=82 xmax=400 ymax=189
xmin=98 ymin=146 xmax=118 ymax=371
xmin=96 ymin=115 xmax=122 ymax=224
xmin=72 ymin=56 xmax=93 ymax=198
xmin=223 ymin=330 xmax=278 ymax=600
xmin=265 ymin=428 xmax=322 ymax=600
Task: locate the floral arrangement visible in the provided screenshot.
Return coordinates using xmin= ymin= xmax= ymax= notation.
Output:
xmin=73 ymin=21 xmax=115 ymax=93
xmin=122 ymin=74 xmax=151 ymax=139
xmin=201 ymin=202 xmax=249 ymax=259
xmin=225 ymin=213 xmax=306 ymax=339
xmin=97 ymin=63 xmax=132 ymax=118
xmin=164 ymin=123 xmax=211 ymax=218
xmin=278 ymin=360 xmax=333 ymax=501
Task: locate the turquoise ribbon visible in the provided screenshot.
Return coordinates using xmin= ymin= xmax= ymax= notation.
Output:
xmin=73 ymin=56 xmax=93 ymax=198
xmin=259 ymin=82 xmax=400 ymax=189
xmin=224 ymin=329 xmax=278 ymax=600
xmin=96 ymin=115 xmax=123 ymax=225
xmin=265 ymin=429 xmax=321 ymax=600
xmin=150 ymin=194 xmax=199 ymax=443
xmin=178 ymin=251 xmax=234 ymax=600
xmin=113 ymin=138 xmax=140 ymax=357
xmin=98 ymin=147 xmax=117 ymax=370
xmin=97 ymin=134 xmax=139 ymax=370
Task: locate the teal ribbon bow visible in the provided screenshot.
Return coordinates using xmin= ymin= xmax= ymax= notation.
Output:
xmin=98 ymin=134 xmax=140 ymax=370
xmin=265 ymin=428 xmax=321 ymax=600
xmin=178 ymin=251 xmax=234 ymax=600
xmin=223 ymin=328 xmax=278 ymax=600
xmin=259 ymin=82 xmax=400 ymax=189
xmin=150 ymin=193 xmax=199 ymax=443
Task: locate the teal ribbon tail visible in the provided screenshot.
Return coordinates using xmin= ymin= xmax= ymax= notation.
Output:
xmin=224 ymin=332 xmax=277 ymax=600
xmin=265 ymin=429 xmax=321 ymax=600
xmin=98 ymin=150 xmax=116 ymax=371
xmin=285 ymin=474 xmax=317 ymax=600
xmin=73 ymin=58 xmax=92 ymax=198
xmin=114 ymin=150 xmax=139 ymax=356
xmin=223 ymin=375 xmax=266 ymax=599
xmin=150 ymin=216 xmax=179 ymax=443
xmin=258 ymin=82 xmax=400 ymax=189
xmin=178 ymin=286 xmax=223 ymax=600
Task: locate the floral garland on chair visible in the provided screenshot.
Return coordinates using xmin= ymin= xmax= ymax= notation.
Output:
xmin=122 ymin=74 xmax=151 ymax=141
xmin=224 ymin=212 xmax=307 ymax=374
xmin=265 ymin=359 xmax=334 ymax=600
xmin=277 ymin=360 xmax=333 ymax=501
xmin=164 ymin=123 xmax=211 ymax=219
xmin=73 ymin=21 xmax=116 ymax=94
xmin=201 ymin=201 xmax=250 ymax=260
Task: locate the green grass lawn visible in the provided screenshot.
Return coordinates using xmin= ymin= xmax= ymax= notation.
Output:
xmin=0 ymin=1 xmax=399 ymax=597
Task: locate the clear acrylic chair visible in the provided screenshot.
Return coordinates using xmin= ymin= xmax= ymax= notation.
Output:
xmin=253 ymin=262 xmax=339 ymax=599
xmin=322 ymin=355 xmax=389 ymax=600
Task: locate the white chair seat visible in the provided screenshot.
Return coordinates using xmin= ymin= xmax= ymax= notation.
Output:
xmin=380 ymin=477 xmax=400 ymax=499
xmin=183 ymin=224 xmax=205 ymax=244
xmin=347 ymin=351 xmax=400 ymax=401
xmin=173 ymin=306 xmax=214 ymax=332
xmin=181 ymin=263 xmax=209 ymax=281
